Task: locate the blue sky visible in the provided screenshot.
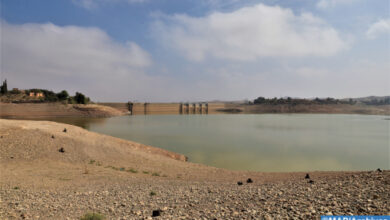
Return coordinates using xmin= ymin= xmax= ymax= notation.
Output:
xmin=1 ymin=0 xmax=389 ymax=102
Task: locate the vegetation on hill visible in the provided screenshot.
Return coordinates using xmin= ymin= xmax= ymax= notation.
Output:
xmin=251 ymin=96 xmax=390 ymax=106
xmin=0 ymin=79 xmax=90 ymax=104
xmin=252 ymin=97 xmax=354 ymax=105
xmin=357 ymin=97 xmax=390 ymax=105
xmin=20 ymin=89 xmax=90 ymax=104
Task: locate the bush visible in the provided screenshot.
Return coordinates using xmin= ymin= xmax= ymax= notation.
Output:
xmin=10 ymin=89 xmax=21 ymax=94
xmin=127 ymin=168 xmax=138 ymax=173
xmin=80 ymin=212 xmax=105 ymax=220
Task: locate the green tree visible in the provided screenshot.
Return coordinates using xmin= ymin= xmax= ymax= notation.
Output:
xmin=74 ymin=92 xmax=88 ymax=104
xmin=254 ymin=97 xmax=266 ymax=104
xmin=56 ymin=90 xmax=69 ymax=101
xmin=0 ymin=79 xmax=8 ymax=94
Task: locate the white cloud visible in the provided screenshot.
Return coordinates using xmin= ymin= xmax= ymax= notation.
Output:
xmin=366 ymin=19 xmax=390 ymax=39
xmin=295 ymin=67 xmax=329 ymax=77
xmin=1 ymin=21 xmax=155 ymax=101
xmin=316 ymin=0 xmax=356 ymax=9
xmin=72 ymin=0 xmax=147 ymax=10
xmin=154 ymin=3 xmax=347 ymax=62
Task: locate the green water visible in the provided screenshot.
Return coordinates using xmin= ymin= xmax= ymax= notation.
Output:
xmin=38 ymin=114 xmax=389 ymax=172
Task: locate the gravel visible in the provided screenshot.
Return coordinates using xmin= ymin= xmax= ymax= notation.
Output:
xmin=1 ymin=171 xmax=389 ymax=219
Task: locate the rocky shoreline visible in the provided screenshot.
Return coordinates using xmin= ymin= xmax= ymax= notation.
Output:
xmin=0 ymin=119 xmax=389 ymax=219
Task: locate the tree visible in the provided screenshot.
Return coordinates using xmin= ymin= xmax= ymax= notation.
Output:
xmin=0 ymin=79 xmax=8 ymax=94
xmin=56 ymin=90 xmax=69 ymax=101
xmin=74 ymin=92 xmax=88 ymax=104
xmin=254 ymin=97 xmax=266 ymax=104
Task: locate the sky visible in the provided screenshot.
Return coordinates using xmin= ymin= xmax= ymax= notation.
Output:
xmin=0 ymin=0 xmax=389 ymax=102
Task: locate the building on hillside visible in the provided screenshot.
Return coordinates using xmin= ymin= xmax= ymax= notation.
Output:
xmin=29 ymin=92 xmax=44 ymax=98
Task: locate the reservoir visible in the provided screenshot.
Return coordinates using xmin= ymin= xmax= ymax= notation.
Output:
xmin=41 ymin=114 xmax=389 ymax=172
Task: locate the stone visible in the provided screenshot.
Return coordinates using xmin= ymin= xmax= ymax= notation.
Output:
xmin=152 ymin=210 xmax=161 ymax=217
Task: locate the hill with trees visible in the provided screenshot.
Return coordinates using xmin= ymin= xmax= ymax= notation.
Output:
xmin=0 ymin=79 xmax=90 ymax=104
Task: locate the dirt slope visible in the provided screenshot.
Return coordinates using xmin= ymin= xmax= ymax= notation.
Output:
xmin=0 ymin=103 xmax=127 ymax=118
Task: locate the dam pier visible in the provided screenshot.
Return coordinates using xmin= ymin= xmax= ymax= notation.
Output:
xmin=99 ymin=102 xmax=231 ymax=115
xmin=129 ymin=102 xmax=209 ymax=115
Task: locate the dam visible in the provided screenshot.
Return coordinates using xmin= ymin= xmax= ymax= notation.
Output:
xmin=99 ymin=102 xmax=231 ymax=115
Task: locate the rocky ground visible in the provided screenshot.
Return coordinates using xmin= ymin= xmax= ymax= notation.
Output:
xmin=1 ymin=170 xmax=389 ymax=220
xmin=0 ymin=119 xmax=389 ymax=219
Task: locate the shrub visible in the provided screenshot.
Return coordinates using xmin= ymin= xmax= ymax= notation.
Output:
xmin=10 ymin=89 xmax=21 ymax=94
xmin=127 ymin=168 xmax=138 ymax=173
xmin=80 ymin=212 xmax=105 ymax=220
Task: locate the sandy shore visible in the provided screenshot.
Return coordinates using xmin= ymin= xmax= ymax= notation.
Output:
xmin=0 ymin=119 xmax=389 ymax=219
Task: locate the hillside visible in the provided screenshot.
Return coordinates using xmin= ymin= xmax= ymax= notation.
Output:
xmin=242 ymin=103 xmax=390 ymax=115
xmin=0 ymin=103 xmax=128 ymax=118
xmin=346 ymin=96 xmax=390 ymax=105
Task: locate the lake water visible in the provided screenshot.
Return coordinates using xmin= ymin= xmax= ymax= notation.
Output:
xmin=40 ymin=114 xmax=389 ymax=172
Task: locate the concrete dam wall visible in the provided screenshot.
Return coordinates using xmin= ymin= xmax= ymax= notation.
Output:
xmin=99 ymin=102 xmax=232 ymax=115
